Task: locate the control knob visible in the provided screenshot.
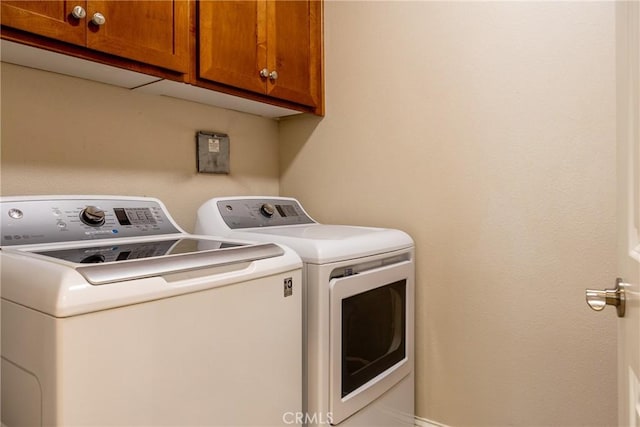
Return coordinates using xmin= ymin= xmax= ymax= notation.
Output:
xmin=80 ymin=205 xmax=106 ymax=226
xmin=80 ymin=254 xmax=106 ymax=263
xmin=260 ymin=203 xmax=276 ymax=218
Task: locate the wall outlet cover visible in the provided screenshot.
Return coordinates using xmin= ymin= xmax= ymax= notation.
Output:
xmin=196 ymin=131 xmax=230 ymax=174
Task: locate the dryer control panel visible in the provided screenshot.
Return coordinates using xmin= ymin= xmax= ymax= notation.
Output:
xmin=215 ymin=198 xmax=315 ymax=229
xmin=0 ymin=196 xmax=181 ymax=246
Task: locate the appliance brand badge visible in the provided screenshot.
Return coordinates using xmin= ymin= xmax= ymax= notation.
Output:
xmin=284 ymin=277 xmax=293 ymax=297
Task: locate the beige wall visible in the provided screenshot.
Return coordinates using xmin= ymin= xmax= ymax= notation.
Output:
xmin=0 ymin=2 xmax=619 ymax=426
xmin=280 ymin=2 xmax=618 ymax=426
xmin=0 ymin=62 xmax=279 ymax=231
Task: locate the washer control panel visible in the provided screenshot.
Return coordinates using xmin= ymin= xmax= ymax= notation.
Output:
xmin=216 ymin=198 xmax=315 ymax=229
xmin=0 ymin=197 xmax=180 ymax=246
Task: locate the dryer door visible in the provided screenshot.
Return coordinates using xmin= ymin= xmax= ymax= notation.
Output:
xmin=329 ymin=260 xmax=414 ymax=425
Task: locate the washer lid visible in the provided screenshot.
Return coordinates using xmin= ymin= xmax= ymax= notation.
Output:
xmin=11 ymin=237 xmax=283 ymax=285
xmin=33 ymin=237 xmax=242 ymax=264
xmin=232 ymin=224 xmax=414 ymax=264
xmin=195 ymin=196 xmax=414 ymax=263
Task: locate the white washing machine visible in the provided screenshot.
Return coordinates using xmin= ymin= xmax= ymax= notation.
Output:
xmin=0 ymin=195 xmax=303 ymax=427
xmin=195 ymin=197 xmax=415 ymax=426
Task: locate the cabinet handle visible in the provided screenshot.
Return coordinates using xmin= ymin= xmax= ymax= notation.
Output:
xmin=268 ymin=70 xmax=278 ymax=81
xmin=91 ymin=12 xmax=106 ymax=26
xmin=71 ymin=5 xmax=87 ymax=19
xmin=259 ymin=68 xmax=270 ymax=78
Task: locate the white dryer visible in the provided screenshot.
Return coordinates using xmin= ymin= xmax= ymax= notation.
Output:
xmin=1 ymin=195 xmax=303 ymax=427
xmin=195 ymin=197 xmax=415 ymax=426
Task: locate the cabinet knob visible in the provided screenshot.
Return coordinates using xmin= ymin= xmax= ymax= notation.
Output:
xmin=71 ymin=5 xmax=86 ymax=19
xmin=91 ymin=12 xmax=106 ymax=26
xmin=259 ymin=69 xmax=278 ymax=81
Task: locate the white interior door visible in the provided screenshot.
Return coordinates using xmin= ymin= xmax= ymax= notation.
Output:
xmin=616 ymin=1 xmax=640 ymax=425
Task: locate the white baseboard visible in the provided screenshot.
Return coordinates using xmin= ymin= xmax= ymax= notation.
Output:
xmin=414 ymin=415 xmax=449 ymax=427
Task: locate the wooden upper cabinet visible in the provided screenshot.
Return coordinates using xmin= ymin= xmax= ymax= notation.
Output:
xmin=198 ymin=0 xmax=323 ymax=112
xmin=198 ymin=1 xmax=266 ymax=94
xmin=1 ymin=0 xmax=323 ymax=115
xmin=0 ymin=0 xmax=189 ymax=73
xmin=0 ymin=1 xmax=86 ymax=45
xmin=85 ymin=1 xmax=189 ymax=72
xmin=266 ymin=1 xmax=321 ymax=108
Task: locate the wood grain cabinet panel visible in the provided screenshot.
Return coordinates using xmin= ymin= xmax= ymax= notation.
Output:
xmin=1 ymin=1 xmax=86 ymax=45
xmin=266 ymin=0 xmax=321 ymax=108
xmin=1 ymin=0 xmax=189 ymax=73
xmin=198 ymin=0 xmax=266 ymax=94
xmin=85 ymin=1 xmax=189 ymax=72
xmin=197 ymin=0 xmax=323 ymax=113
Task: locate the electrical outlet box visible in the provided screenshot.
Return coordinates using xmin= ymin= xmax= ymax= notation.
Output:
xmin=196 ymin=131 xmax=230 ymax=174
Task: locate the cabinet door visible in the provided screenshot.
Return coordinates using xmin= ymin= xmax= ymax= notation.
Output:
xmin=266 ymin=0 xmax=322 ymax=108
xmin=198 ymin=0 xmax=268 ymax=94
xmin=0 ymin=1 xmax=86 ymax=45
xmin=86 ymin=0 xmax=189 ymax=72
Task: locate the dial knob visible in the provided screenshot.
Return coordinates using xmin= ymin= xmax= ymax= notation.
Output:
xmin=80 ymin=254 xmax=106 ymax=263
xmin=260 ymin=203 xmax=276 ymax=218
xmin=80 ymin=206 xmax=106 ymax=226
